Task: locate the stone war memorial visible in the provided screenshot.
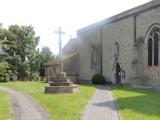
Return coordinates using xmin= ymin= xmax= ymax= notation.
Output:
xmin=57 ymin=0 xmax=160 ymax=90
xmin=45 ymin=27 xmax=78 ymax=94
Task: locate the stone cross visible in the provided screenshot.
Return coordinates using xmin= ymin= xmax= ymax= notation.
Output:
xmin=55 ymin=27 xmax=65 ymax=72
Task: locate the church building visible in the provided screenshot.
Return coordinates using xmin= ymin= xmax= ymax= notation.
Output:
xmin=63 ymin=0 xmax=160 ymax=87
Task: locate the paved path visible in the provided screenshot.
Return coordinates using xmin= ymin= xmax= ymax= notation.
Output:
xmin=0 ymin=86 xmax=50 ymax=120
xmin=81 ymin=85 xmax=120 ymax=120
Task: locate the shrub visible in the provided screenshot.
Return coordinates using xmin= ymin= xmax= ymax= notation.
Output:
xmin=0 ymin=62 xmax=12 ymax=82
xmin=91 ymin=74 xmax=106 ymax=84
xmin=30 ymin=72 xmax=40 ymax=81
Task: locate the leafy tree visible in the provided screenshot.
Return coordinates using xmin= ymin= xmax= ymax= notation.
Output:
xmin=41 ymin=46 xmax=54 ymax=62
xmin=0 ymin=27 xmax=13 ymax=81
xmin=0 ymin=62 xmax=12 ymax=82
xmin=0 ymin=24 xmax=56 ymax=81
xmin=0 ymin=25 xmax=41 ymax=80
xmin=39 ymin=64 xmax=45 ymax=78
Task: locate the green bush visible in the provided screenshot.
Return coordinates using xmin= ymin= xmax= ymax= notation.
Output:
xmin=91 ymin=74 xmax=106 ymax=84
xmin=0 ymin=62 xmax=12 ymax=82
xmin=30 ymin=72 xmax=40 ymax=81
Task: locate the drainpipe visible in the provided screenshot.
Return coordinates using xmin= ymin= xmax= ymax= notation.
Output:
xmin=134 ymin=15 xmax=137 ymax=45
xmin=100 ymin=26 xmax=103 ymax=76
xmin=134 ymin=13 xmax=139 ymax=45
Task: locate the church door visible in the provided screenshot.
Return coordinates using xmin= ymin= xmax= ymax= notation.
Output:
xmin=115 ymin=63 xmax=121 ymax=84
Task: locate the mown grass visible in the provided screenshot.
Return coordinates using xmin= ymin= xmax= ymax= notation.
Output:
xmin=0 ymin=91 xmax=11 ymax=120
xmin=112 ymin=86 xmax=160 ymax=120
xmin=0 ymin=81 xmax=96 ymax=120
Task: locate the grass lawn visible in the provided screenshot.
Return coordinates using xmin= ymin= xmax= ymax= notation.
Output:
xmin=112 ymin=86 xmax=160 ymax=120
xmin=0 ymin=81 xmax=96 ymax=120
xmin=0 ymin=91 xmax=11 ymax=120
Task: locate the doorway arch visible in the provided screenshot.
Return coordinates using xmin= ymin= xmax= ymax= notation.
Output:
xmin=115 ymin=63 xmax=121 ymax=84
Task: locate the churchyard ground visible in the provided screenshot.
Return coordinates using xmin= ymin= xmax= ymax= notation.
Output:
xmin=0 ymin=81 xmax=160 ymax=120
xmin=112 ymin=86 xmax=160 ymax=120
xmin=0 ymin=81 xmax=96 ymax=120
xmin=0 ymin=91 xmax=11 ymax=120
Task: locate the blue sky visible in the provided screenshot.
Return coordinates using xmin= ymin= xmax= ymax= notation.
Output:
xmin=0 ymin=0 xmax=151 ymax=54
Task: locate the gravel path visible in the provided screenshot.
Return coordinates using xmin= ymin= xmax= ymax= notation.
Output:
xmin=81 ymin=85 xmax=120 ymax=120
xmin=0 ymin=86 xmax=50 ymax=120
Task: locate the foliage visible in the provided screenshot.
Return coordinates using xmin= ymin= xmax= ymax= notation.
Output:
xmin=0 ymin=24 xmax=56 ymax=80
xmin=0 ymin=81 xmax=96 ymax=120
xmin=0 ymin=62 xmax=12 ymax=82
xmin=39 ymin=64 xmax=45 ymax=77
xmin=112 ymin=86 xmax=160 ymax=120
xmin=41 ymin=46 xmax=55 ymax=62
xmin=0 ymin=91 xmax=11 ymax=120
xmin=91 ymin=74 xmax=106 ymax=84
xmin=0 ymin=25 xmax=43 ymax=80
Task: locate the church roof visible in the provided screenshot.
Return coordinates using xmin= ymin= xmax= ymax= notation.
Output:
xmin=62 ymin=38 xmax=78 ymax=54
xmin=44 ymin=52 xmax=78 ymax=66
xmin=44 ymin=59 xmax=59 ymax=66
xmin=62 ymin=38 xmax=76 ymax=51
xmin=63 ymin=52 xmax=78 ymax=60
xmin=77 ymin=0 xmax=160 ymax=34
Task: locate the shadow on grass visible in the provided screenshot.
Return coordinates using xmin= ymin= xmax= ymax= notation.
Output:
xmin=112 ymin=86 xmax=160 ymax=118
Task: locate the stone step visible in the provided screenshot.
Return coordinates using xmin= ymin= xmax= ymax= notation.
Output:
xmin=45 ymin=85 xmax=78 ymax=94
xmin=46 ymin=72 xmax=79 ymax=94
xmin=54 ymin=77 xmax=67 ymax=80
xmin=50 ymin=82 xmax=71 ymax=86
xmin=52 ymin=79 xmax=68 ymax=83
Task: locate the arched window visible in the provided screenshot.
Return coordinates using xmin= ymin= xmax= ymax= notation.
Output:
xmin=154 ymin=33 xmax=159 ymax=66
xmin=148 ymin=38 xmax=152 ymax=66
xmin=147 ymin=25 xmax=160 ymax=66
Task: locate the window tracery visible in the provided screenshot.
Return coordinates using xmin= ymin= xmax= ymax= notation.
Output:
xmin=148 ymin=26 xmax=160 ymax=66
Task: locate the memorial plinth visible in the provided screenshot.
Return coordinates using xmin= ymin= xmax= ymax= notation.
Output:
xmin=45 ymin=72 xmax=78 ymax=94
